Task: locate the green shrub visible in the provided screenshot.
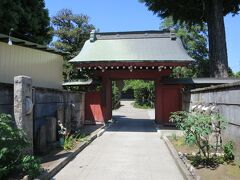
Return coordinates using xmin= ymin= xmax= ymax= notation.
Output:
xmin=123 ymin=80 xmax=154 ymax=108
xmin=112 ymin=82 xmax=121 ymax=109
xmin=170 ymin=111 xmax=227 ymax=164
xmin=133 ymin=102 xmax=151 ymax=109
xmin=189 ymin=154 xmax=225 ymax=168
xmin=0 ymin=114 xmax=41 ymax=178
xmin=224 ymin=141 xmax=234 ymax=162
xmin=22 ymin=155 xmax=41 ymax=177
xmin=171 ymin=66 xmax=196 ymax=78
xmin=0 ymin=114 xmax=28 ymax=178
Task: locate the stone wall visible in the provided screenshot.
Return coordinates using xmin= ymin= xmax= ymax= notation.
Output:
xmin=182 ymin=82 xmax=240 ymax=151
xmin=33 ymin=87 xmax=85 ymax=153
xmin=0 ymin=83 xmax=85 ymax=154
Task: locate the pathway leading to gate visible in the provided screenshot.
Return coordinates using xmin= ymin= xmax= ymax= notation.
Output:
xmin=53 ymin=100 xmax=184 ymax=180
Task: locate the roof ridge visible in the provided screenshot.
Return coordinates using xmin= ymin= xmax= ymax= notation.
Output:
xmin=94 ymin=30 xmax=173 ymax=40
xmin=95 ymin=29 xmax=170 ymax=35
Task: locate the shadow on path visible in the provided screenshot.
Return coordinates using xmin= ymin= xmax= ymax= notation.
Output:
xmin=108 ymin=115 xmax=157 ymax=132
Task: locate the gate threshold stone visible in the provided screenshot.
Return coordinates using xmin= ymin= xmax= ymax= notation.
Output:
xmin=37 ymin=124 xmax=111 ymax=180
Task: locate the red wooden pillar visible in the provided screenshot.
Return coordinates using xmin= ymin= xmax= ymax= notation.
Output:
xmin=155 ymin=78 xmax=163 ymax=124
xmin=102 ymin=78 xmax=112 ymax=121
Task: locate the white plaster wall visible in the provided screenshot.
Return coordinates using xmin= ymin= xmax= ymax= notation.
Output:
xmin=0 ymin=42 xmax=63 ymax=89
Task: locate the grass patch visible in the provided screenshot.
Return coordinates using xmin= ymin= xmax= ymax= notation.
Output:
xmin=62 ymin=133 xmax=89 ymax=151
xmin=132 ymin=102 xmax=153 ymax=109
xmin=168 ymin=135 xmax=198 ymax=154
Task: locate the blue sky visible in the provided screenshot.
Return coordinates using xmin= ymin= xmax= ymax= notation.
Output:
xmin=45 ymin=0 xmax=240 ymax=72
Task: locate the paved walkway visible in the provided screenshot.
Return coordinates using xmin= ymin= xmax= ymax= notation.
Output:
xmin=53 ymin=100 xmax=183 ymax=180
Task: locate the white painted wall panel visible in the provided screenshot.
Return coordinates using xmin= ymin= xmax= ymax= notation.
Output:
xmin=0 ymin=42 xmax=63 ymax=89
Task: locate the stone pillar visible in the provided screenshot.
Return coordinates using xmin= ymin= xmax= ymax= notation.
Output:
xmin=14 ymin=76 xmax=33 ymax=154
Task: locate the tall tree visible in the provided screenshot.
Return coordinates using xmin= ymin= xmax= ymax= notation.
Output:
xmin=161 ymin=17 xmax=209 ymax=77
xmin=140 ymin=0 xmax=240 ymax=77
xmin=0 ymin=0 xmax=52 ymax=44
xmin=51 ymin=9 xmax=95 ymax=81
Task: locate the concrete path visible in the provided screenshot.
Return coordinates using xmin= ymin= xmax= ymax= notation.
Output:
xmin=53 ymin=100 xmax=183 ymax=180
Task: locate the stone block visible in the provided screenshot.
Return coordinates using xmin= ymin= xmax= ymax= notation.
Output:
xmin=37 ymin=124 xmax=47 ymax=154
xmin=46 ymin=117 xmax=57 ymax=144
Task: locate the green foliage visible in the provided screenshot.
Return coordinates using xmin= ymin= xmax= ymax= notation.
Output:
xmin=140 ymin=0 xmax=239 ymax=25
xmin=171 ymin=66 xmax=196 ymax=78
xmin=133 ymin=102 xmax=152 ymax=109
xmin=0 ymin=114 xmax=41 ymax=178
xmin=224 ymin=141 xmax=234 ymax=162
xmin=22 ymin=155 xmax=41 ymax=177
xmin=170 ymin=111 xmax=227 ymax=161
xmin=112 ymin=82 xmax=121 ymax=110
xmin=63 ymin=135 xmax=76 ymax=151
xmin=229 ymin=71 xmax=240 ymax=78
xmin=123 ymin=80 xmax=154 ymax=108
xmin=63 ymin=132 xmax=88 ymax=151
xmin=189 ymin=154 xmax=225 ymax=168
xmin=161 ymin=17 xmax=209 ymax=77
xmin=75 ymin=133 xmax=88 ymax=142
xmin=235 ymin=71 xmax=240 ymax=78
xmin=141 ymin=0 xmax=240 ymax=77
xmin=228 ymin=67 xmax=235 ymax=77
xmin=0 ymin=0 xmax=52 ymax=44
xmin=0 ymin=114 xmax=28 ymax=178
xmin=51 ymin=9 xmax=95 ymax=82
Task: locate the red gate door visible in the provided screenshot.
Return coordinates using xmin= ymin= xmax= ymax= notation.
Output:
xmin=162 ymin=85 xmax=182 ymax=124
xmin=85 ymin=91 xmax=105 ymax=124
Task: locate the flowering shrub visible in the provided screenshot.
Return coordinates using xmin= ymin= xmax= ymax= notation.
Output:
xmin=170 ymin=111 xmax=227 ymax=163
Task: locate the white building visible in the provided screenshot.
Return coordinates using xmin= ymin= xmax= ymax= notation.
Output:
xmin=0 ymin=34 xmax=65 ymax=89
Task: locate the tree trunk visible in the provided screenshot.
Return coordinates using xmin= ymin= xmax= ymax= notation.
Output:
xmin=207 ymin=0 xmax=228 ymax=77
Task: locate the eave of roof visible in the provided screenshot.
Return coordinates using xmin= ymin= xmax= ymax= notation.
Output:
xmin=191 ymin=81 xmax=240 ymax=92
xmin=62 ymin=79 xmax=95 ymax=86
xmin=69 ymin=30 xmax=194 ymax=64
xmin=0 ymin=33 xmax=68 ymax=56
xmin=161 ymin=78 xmax=240 ymax=85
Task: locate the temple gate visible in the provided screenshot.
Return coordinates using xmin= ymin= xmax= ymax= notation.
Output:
xmin=69 ymin=30 xmax=193 ymax=125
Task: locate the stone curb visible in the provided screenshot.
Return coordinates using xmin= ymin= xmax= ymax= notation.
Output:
xmin=97 ymin=120 xmax=115 ymax=137
xmin=163 ymin=136 xmax=194 ymax=180
xmin=36 ymin=124 xmax=111 ymax=180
